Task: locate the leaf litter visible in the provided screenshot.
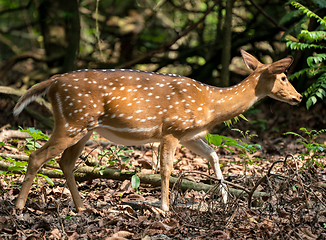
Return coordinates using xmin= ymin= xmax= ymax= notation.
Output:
xmin=1 ymin=104 xmax=326 ymax=239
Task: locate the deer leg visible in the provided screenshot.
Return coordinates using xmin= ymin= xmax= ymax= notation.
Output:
xmin=159 ymin=134 xmax=179 ymax=211
xmin=59 ymin=132 xmax=91 ymax=212
xmin=15 ymin=132 xmax=87 ymax=210
xmin=181 ymin=138 xmax=228 ymax=203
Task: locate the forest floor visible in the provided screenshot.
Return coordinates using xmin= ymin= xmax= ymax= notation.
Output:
xmin=1 ymin=100 xmax=326 ymax=239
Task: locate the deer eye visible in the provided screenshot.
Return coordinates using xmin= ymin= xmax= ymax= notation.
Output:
xmin=281 ymin=76 xmax=286 ymax=81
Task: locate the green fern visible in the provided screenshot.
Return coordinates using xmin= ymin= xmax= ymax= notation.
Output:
xmin=303 ymin=73 xmax=326 ymax=109
xmin=298 ymin=30 xmax=326 ymax=42
xmin=224 ymin=114 xmax=248 ymax=127
xmin=287 ymin=2 xmax=326 ymax=109
xmin=291 ymin=2 xmax=326 ymax=26
xmin=307 ymin=54 xmax=326 ymax=67
xmin=286 ymin=42 xmax=325 ymax=50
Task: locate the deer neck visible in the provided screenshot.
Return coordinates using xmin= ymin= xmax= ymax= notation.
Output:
xmin=208 ymin=73 xmax=264 ymax=125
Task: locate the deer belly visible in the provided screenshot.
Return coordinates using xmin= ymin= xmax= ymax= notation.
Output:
xmin=94 ymin=125 xmax=160 ymax=146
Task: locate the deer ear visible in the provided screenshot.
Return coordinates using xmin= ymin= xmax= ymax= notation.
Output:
xmin=268 ymin=57 xmax=293 ymax=74
xmin=241 ymin=49 xmax=263 ymax=71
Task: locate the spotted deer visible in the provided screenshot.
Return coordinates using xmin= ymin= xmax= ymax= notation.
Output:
xmin=14 ymin=50 xmax=302 ymax=212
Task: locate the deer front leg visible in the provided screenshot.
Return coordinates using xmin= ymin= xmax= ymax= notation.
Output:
xmin=181 ymin=138 xmax=228 ymax=203
xmin=159 ymin=134 xmax=179 ymax=211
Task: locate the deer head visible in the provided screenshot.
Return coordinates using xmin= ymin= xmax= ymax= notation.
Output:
xmin=241 ymin=49 xmax=302 ymax=105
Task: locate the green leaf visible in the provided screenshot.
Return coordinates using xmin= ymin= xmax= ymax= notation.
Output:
xmin=283 ymin=131 xmax=307 ymax=142
xmin=221 ymin=136 xmax=238 ymax=144
xmin=15 ymin=161 xmax=28 ymax=167
xmin=92 ymin=132 xmax=98 ymax=140
xmin=239 ymin=114 xmax=248 ymax=122
xmin=316 ymin=92 xmax=323 ymax=99
xmin=307 ymin=53 xmax=326 ymax=67
xmin=131 ymin=175 xmax=140 ymax=190
xmin=288 ymin=68 xmax=310 ymax=80
xmin=291 ymin=2 xmax=326 ymax=26
xmin=37 ymin=173 xmax=54 ymax=186
xmin=50 ymin=169 xmax=63 ymax=175
xmin=306 ymin=97 xmax=312 ymax=109
xmin=19 ymin=127 xmax=49 ymax=141
xmin=311 ymin=96 xmax=317 ymax=105
xmin=0 ymin=142 xmax=18 ymax=149
xmin=223 ymin=147 xmax=234 ymax=153
xmin=205 ymin=134 xmax=223 ymax=146
xmin=299 ymin=31 xmax=326 ymax=42
xmin=318 ymin=88 xmax=326 ymax=96
xmin=8 ymin=166 xmax=26 ymax=172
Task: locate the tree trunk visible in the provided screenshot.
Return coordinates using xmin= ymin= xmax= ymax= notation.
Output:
xmin=220 ymin=0 xmax=234 ymax=87
xmin=61 ymin=0 xmax=80 ymax=72
xmin=38 ymin=0 xmax=80 ymax=73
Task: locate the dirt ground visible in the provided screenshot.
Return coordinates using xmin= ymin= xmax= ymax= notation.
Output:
xmin=1 ymin=99 xmax=326 ymax=239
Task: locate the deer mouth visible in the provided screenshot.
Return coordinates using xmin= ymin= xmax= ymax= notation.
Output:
xmin=290 ymin=95 xmax=303 ymax=105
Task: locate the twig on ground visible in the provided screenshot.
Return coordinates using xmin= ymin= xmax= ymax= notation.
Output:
xmin=6 ymin=209 xmax=27 ymax=238
xmin=248 ymin=155 xmax=293 ymax=209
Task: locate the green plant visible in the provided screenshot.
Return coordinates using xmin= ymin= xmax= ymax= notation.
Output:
xmin=231 ymin=129 xmax=263 ymax=176
xmin=20 ymin=127 xmax=55 ymax=186
xmin=284 ymin=128 xmax=326 ymax=169
xmin=19 ymin=126 xmax=49 ymax=153
xmin=224 ymin=114 xmax=248 ymax=127
xmin=286 ymin=1 xmax=326 ymax=109
xmin=0 ymin=154 xmax=27 ymax=188
xmin=205 ymin=130 xmax=262 ymax=167
xmin=0 ymin=129 xmax=54 ymax=187
xmin=131 ymin=175 xmax=140 ymax=192
xmin=97 ymin=145 xmax=133 ymax=171
xmin=92 ymin=133 xmax=141 ymax=191
xmin=205 ymin=133 xmax=241 ymax=154
xmin=232 ymin=129 xmax=262 ymax=159
xmin=97 ymin=145 xmax=140 ymax=191
xmin=206 ymin=130 xmax=261 ymax=155
xmin=4 ymin=156 xmax=28 ymax=174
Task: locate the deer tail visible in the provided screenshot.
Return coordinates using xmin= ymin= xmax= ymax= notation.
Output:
xmin=13 ymin=78 xmax=55 ymax=116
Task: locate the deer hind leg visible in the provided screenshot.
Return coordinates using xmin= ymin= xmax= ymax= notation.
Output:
xmin=15 ymin=131 xmax=87 ymax=210
xmin=181 ymin=138 xmax=228 ymax=203
xmin=160 ymin=134 xmax=179 ymax=211
xmin=59 ymin=132 xmax=91 ymax=212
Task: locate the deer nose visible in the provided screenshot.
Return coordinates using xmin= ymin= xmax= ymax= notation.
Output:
xmin=292 ymin=94 xmax=302 ymax=103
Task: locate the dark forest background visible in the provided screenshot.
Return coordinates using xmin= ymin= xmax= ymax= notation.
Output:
xmin=0 ymin=0 xmax=325 ymax=130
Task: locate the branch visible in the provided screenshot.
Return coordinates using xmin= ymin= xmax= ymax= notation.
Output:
xmin=0 ymin=0 xmax=33 ymax=15
xmin=247 ymin=155 xmax=292 ymax=209
xmin=0 ymin=52 xmax=45 ymax=80
xmin=0 ymin=130 xmax=30 ymax=142
xmin=248 ymin=0 xmax=287 ymax=31
xmin=0 ymin=86 xmax=53 ymax=128
xmin=117 ymin=0 xmax=221 ymax=69
xmin=0 ymin=161 xmax=268 ymax=199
